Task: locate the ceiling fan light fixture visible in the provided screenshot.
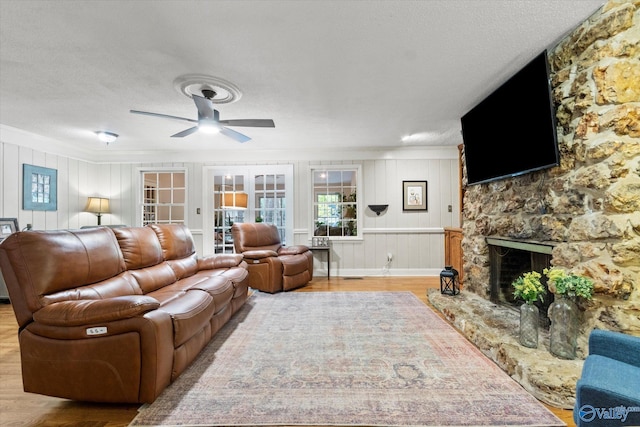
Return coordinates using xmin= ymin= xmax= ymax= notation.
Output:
xmin=198 ymin=121 xmax=220 ymax=134
xmin=95 ymin=131 xmax=118 ymax=144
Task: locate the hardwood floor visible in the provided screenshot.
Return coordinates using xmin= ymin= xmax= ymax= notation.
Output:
xmin=0 ymin=277 xmax=576 ymax=426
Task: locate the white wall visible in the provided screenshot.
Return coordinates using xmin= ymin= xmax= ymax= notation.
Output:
xmin=0 ymin=140 xmax=460 ymax=277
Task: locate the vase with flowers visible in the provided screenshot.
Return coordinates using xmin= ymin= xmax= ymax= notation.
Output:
xmin=512 ymin=271 xmax=546 ymax=348
xmin=544 ymin=267 xmax=594 ymax=359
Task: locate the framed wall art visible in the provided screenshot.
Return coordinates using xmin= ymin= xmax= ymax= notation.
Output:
xmin=23 ymin=164 xmax=58 ymax=211
xmin=0 ymin=218 xmax=18 ymax=241
xmin=402 ymin=180 xmax=427 ymax=211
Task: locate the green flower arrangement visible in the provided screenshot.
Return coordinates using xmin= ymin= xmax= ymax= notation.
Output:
xmin=543 ymin=267 xmax=594 ymax=299
xmin=512 ymin=271 xmax=546 ymax=305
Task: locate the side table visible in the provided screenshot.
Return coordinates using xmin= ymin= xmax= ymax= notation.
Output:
xmin=310 ymin=246 xmax=331 ymax=278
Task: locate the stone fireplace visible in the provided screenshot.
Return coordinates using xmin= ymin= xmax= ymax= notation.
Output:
xmin=487 ymin=237 xmax=555 ymax=327
xmin=429 ymin=0 xmax=639 ymax=410
xmin=459 ymin=0 xmax=639 ymax=353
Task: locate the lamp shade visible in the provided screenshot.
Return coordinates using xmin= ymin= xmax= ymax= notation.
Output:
xmin=85 ymin=197 xmax=110 ymax=214
xmin=221 ymin=192 xmax=248 ymax=209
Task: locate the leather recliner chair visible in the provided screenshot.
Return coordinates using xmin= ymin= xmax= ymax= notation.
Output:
xmin=231 ymin=223 xmax=313 ymax=293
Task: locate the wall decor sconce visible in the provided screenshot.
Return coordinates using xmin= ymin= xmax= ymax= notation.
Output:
xmin=95 ymin=131 xmax=119 ymax=145
xmin=85 ymin=197 xmax=110 ymax=225
xmin=368 ymin=204 xmax=388 ymax=216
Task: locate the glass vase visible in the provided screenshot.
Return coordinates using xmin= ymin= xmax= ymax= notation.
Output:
xmin=519 ymin=303 xmax=539 ymax=348
xmin=548 ymin=295 xmax=579 ymax=359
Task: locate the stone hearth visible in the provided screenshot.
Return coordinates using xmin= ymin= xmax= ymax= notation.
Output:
xmin=428 ymin=289 xmax=583 ymax=410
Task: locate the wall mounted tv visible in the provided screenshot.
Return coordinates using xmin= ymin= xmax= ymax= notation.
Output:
xmin=461 ymin=50 xmax=560 ymax=186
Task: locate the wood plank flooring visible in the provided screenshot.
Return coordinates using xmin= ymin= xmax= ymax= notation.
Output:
xmin=0 ymin=277 xmax=575 ymax=426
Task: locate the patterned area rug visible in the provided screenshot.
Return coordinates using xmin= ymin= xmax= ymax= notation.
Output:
xmin=130 ymin=291 xmax=565 ymax=427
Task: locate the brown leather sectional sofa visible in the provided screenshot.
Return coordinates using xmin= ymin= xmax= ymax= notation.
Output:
xmin=0 ymin=224 xmax=249 ymax=403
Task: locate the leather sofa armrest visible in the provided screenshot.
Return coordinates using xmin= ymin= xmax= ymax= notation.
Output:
xmin=241 ymin=250 xmax=279 ymax=260
xmin=33 ymin=295 xmax=160 ymax=327
xmin=278 ymin=245 xmax=310 ymax=255
xmin=198 ymin=253 xmax=244 ymax=270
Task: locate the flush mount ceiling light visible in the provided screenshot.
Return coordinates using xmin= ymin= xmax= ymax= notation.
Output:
xmin=95 ymin=131 xmax=118 ymax=145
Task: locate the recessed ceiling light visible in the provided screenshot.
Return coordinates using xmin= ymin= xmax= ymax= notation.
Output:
xmin=401 ymin=132 xmax=438 ymax=143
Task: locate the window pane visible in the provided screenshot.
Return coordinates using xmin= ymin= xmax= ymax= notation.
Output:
xmin=313 ymin=170 xmax=327 ymax=185
xmin=171 ymin=205 xmax=184 ymax=221
xmin=158 ymin=173 xmax=172 ymax=187
xmin=144 ymin=173 xmax=158 ymax=187
xmin=158 ymin=189 xmax=171 ymax=203
xmin=157 ymin=205 xmax=170 ymax=221
xmin=173 ymin=173 xmax=185 ymax=187
xmin=173 ymin=189 xmax=185 ymax=203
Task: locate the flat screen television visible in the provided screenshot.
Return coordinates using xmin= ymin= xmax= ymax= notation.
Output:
xmin=461 ymin=50 xmax=560 ymax=186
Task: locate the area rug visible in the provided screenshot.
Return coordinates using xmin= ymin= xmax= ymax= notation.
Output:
xmin=130 ymin=291 xmax=565 ymax=427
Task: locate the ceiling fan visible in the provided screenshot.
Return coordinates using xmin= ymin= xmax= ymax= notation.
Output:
xmin=130 ymin=89 xmax=275 ymax=143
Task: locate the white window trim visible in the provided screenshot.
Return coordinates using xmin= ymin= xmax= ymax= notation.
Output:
xmin=309 ymin=164 xmax=363 ymax=242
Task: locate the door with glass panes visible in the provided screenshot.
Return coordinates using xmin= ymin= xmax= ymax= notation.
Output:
xmin=204 ymin=165 xmax=293 ymax=255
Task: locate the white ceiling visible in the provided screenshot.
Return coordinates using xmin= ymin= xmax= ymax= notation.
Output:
xmin=0 ymin=0 xmax=604 ymax=163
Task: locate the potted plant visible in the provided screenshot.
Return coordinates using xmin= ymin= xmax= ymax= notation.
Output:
xmin=544 ymin=267 xmax=594 ymax=299
xmin=512 ymin=271 xmax=546 ymax=348
xmin=544 ymin=267 xmax=594 ymax=359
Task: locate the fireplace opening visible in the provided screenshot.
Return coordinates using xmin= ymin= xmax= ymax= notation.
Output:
xmin=487 ymin=237 xmax=556 ymax=329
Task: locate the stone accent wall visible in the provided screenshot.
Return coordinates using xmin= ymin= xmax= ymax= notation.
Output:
xmin=461 ymin=0 xmax=640 ymax=357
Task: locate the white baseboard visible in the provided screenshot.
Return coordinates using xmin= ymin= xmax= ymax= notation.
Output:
xmin=313 ymin=268 xmax=441 ymax=278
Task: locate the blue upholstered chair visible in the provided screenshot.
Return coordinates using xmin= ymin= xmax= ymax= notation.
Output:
xmin=574 ymin=329 xmax=640 ymax=427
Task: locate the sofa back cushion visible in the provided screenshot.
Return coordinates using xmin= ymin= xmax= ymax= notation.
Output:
xmin=150 ymin=224 xmax=195 ymax=259
xmin=0 ymin=228 xmax=126 ymax=315
xmin=113 ymin=226 xmax=164 ymax=270
xmin=231 ymin=223 xmax=282 ymax=253
xmin=150 ymin=224 xmax=198 ymax=279
xmin=113 ymin=226 xmax=181 ymax=293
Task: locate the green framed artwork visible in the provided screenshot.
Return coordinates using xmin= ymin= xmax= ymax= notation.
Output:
xmin=23 ymin=164 xmax=58 ymax=211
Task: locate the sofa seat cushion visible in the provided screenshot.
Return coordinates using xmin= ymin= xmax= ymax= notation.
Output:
xmin=280 ymin=255 xmax=311 ymax=276
xmin=155 ymin=289 xmax=215 ymax=347
xmin=201 ymin=265 xmax=249 ymax=284
xmin=175 ymin=273 xmax=235 ymax=314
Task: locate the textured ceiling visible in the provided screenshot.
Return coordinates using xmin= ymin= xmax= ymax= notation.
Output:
xmin=0 ymin=0 xmax=604 ymax=162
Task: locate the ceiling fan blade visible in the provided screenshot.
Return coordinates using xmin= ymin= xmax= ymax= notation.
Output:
xmin=171 ymin=126 xmax=199 ymax=138
xmin=192 ymin=94 xmax=216 ymax=120
xmin=220 ymin=127 xmax=251 ymax=143
xmin=219 ymin=119 xmax=275 ymax=128
xmin=130 ymin=110 xmax=197 ymax=123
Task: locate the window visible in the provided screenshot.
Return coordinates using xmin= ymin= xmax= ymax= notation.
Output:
xmin=140 ymin=170 xmax=186 ymax=225
xmin=311 ymin=166 xmax=360 ymax=239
